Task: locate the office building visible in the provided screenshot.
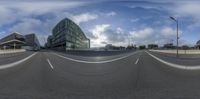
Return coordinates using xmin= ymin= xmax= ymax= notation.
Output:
xmin=24 ymin=34 xmax=40 ymax=50
xmin=50 ymin=18 xmax=90 ymax=51
xmin=0 ymin=32 xmax=25 ymax=49
xmin=46 ymin=35 xmax=53 ymax=48
xmin=0 ymin=32 xmax=40 ymax=50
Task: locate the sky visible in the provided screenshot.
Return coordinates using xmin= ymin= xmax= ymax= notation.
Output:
xmin=0 ymin=0 xmax=200 ymax=47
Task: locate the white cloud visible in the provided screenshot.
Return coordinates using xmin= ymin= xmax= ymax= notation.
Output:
xmin=89 ymin=24 xmax=110 ymax=47
xmin=127 ymin=26 xmax=184 ymax=46
xmin=130 ymin=28 xmax=154 ymax=39
xmin=71 ymin=13 xmax=98 ymax=25
xmin=160 ymin=27 xmax=176 ymax=37
xmin=116 ymin=27 xmax=123 ymax=34
xmin=170 ymin=1 xmax=200 ymax=28
xmin=0 ymin=1 xmax=87 ymax=15
xmin=88 ymin=25 xmax=184 ymax=47
xmin=105 ymin=11 xmax=116 ymax=16
xmin=88 ymin=24 xmax=129 ymax=47
xmin=10 ymin=18 xmax=42 ymax=34
xmin=131 ymin=18 xmax=140 ymax=22
xmin=174 ymin=2 xmax=200 ymax=17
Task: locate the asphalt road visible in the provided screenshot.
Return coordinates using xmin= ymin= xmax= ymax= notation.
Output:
xmin=0 ymin=50 xmax=200 ymax=99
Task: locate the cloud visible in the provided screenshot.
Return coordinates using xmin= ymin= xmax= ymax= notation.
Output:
xmin=168 ymin=1 xmax=200 ymax=29
xmin=71 ymin=13 xmax=98 ymax=25
xmin=173 ymin=2 xmax=200 ymax=17
xmin=88 ymin=24 xmax=128 ymax=47
xmin=131 ymin=18 xmax=140 ymax=22
xmin=0 ymin=1 xmax=87 ymax=15
xmin=130 ymin=27 xmax=154 ymax=39
xmin=88 ymin=24 xmax=109 ymax=47
xmin=105 ymin=11 xmax=116 ymax=16
xmin=160 ymin=26 xmax=176 ymax=37
xmin=127 ymin=26 xmax=182 ymax=46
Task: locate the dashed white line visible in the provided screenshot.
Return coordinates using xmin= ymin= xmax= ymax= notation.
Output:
xmin=135 ymin=58 xmax=139 ymax=64
xmin=52 ymin=51 xmax=138 ymax=64
xmin=47 ymin=59 xmax=54 ymax=69
xmin=146 ymin=51 xmax=200 ymax=70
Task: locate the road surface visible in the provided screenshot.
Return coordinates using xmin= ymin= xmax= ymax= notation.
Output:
xmin=0 ymin=50 xmax=200 ymax=99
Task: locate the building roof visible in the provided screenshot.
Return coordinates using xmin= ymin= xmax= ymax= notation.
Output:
xmin=0 ymin=32 xmax=25 ymax=43
xmin=0 ymin=39 xmax=25 ymax=46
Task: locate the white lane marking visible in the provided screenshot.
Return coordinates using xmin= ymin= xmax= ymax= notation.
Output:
xmin=146 ymin=51 xmax=200 ymax=70
xmin=135 ymin=58 xmax=139 ymax=64
xmin=52 ymin=51 xmax=138 ymax=64
xmin=0 ymin=52 xmax=37 ymax=70
xmin=47 ymin=59 xmax=54 ymax=69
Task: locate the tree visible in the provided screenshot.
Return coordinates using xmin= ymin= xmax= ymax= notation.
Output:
xmin=139 ymin=45 xmax=146 ymax=49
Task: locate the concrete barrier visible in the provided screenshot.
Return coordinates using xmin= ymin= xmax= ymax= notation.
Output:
xmin=62 ymin=50 xmax=136 ymax=57
xmin=150 ymin=49 xmax=200 ymax=54
xmin=0 ymin=49 xmax=26 ymax=54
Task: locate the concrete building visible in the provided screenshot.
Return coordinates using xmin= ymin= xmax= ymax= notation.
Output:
xmin=0 ymin=32 xmax=40 ymax=50
xmin=49 ymin=18 xmax=90 ymax=51
xmin=0 ymin=32 xmax=25 ymax=49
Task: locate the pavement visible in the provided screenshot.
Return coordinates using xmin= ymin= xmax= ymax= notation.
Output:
xmin=0 ymin=50 xmax=200 ymax=98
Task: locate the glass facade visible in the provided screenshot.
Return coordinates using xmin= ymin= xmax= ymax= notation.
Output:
xmin=24 ymin=34 xmax=40 ymax=50
xmin=51 ymin=18 xmax=90 ymax=50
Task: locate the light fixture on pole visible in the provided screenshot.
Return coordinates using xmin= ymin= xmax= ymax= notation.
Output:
xmin=170 ymin=16 xmax=179 ymax=57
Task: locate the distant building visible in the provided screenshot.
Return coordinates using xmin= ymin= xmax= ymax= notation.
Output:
xmin=196 ymin=40 xmax=200 ymax=49
xmin=148 ymin=44 xmax=158 ymax=49
xmin=163 ymin=43 xmax=175 ymax=49
xmin=105 ymin=44 xmax=113 ymax=50
xmin=105 ymin=44 xmax=126 ymax=50
xmin=0 ymin=32 xmax=25 ymax=49
xmin=50 ymin=18 xmax=90 ymax=51
xmin=46 ymin=35 xmax=53 ymax=48
xmin=24 ymin=34 xmax=40 ymax=50
xmin=0 ymin=32 xmax=40 ymax=50
xmin=126 ymin=44 xmax=136 ymax=50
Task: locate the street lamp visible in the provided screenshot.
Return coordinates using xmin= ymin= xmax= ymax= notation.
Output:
xmin=170 ymin=16 xmax=179 ymax=57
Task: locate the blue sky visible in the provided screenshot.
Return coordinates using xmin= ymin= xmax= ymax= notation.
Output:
xmin=0 ymin=0 xmax=200 ymax=47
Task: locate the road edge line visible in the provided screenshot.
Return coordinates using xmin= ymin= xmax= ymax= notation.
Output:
xmin=52 ymin=51 xmax=138 ymax=64
xmin=0 ymin=52 xmax=37 ymax=70
xmin=145 ymin=51 xmax=200 ymax=70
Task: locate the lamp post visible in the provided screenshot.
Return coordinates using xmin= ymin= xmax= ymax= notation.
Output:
xmin=170 ymin=16 xmax=179 ymax=57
